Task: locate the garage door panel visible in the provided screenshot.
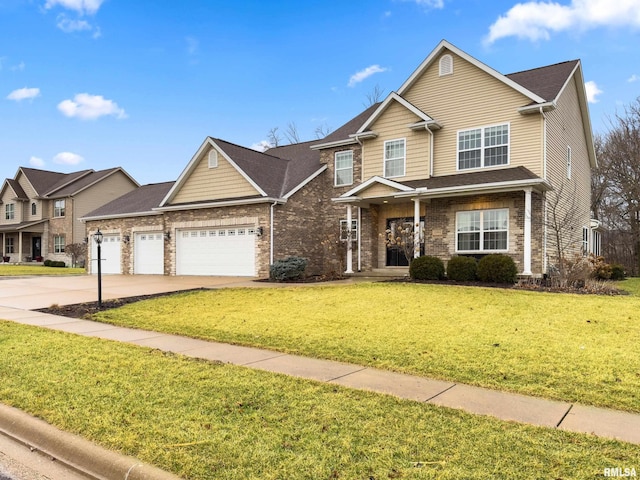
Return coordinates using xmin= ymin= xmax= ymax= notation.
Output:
xmin=90 ymin=235 xmax=121 ymax=275
xmin=176 ymin=227 xmax=255 ymax=276
xmin=134 ymin=233 xmax=164 ymax=275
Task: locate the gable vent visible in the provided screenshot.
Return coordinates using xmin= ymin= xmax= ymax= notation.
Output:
xmin=208 ymin=150 xmax=218 ymax=168
xmin=439 ymin=54 xmax=453 ymax=77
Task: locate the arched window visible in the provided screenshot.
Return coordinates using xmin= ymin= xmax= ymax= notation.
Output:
xmin=439 ymin=54 xmax=453 ymax=76
xmin=31 ymin=202 xmax=37 ymax=215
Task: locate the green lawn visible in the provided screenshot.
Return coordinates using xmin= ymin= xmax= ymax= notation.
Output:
xmin=0 ymin=265 xmax=85 ymax=276
xmin=94 ymin=280 xmax=640 ymax=412
xmin=0 ymin=321 xmax=637 ymax=480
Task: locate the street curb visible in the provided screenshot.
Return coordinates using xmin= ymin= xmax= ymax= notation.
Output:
xmin=0 ymin=403 xmax=183 ymax=480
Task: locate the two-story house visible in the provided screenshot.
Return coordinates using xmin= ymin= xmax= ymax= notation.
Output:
xmin=83 ymin=40 xmax=596 ymax=278
xmin=0 ymin=167 xmax=139 ymax=265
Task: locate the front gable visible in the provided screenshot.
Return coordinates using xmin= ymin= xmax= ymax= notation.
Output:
xmin=337 ymin=176 xmax=414 ymax=202
xmin=164 ymin=139 xmax=263 ymax=206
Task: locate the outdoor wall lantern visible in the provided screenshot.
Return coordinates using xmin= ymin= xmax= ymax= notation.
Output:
xmin=256 ymin=227 xmax=264 ymax=237
xmin=123 ymin=235 xmax=130 ymax=244
xmin=94 ymin=228 xmax=103 ymax=309
xmin=164 ymin=231 xmax=171 ymax=241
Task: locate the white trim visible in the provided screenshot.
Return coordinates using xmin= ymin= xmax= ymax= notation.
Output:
xmin=357 ymin=92 xmax=436 ymax=134
xmin=566 ymin=145 xmax=572 ymax=179
xmin=397 ymin=40 xmax=546 ymax=104
xmin=456 ymin=122 xmax=510 ymax=171
xmin=384 ymin=138 xmax=406 ymax=178
xmin=334 ymin=150 xmax=354 ymax=187
xmin=82 ymin=211 xmax=163 ymax=222
xmin=393 ymin=178 xmax=552 ymax=199
xmin=339 ymin=176 xmax=414 ymax=198
xmin=455 ymin=208 xmax=509 ymax=254
xmin=310 ymin=138 xmax=358 ymax=150
xmin=208 ymin=150 xmax=218 ymax=168
xmin=155 ymin=196 xmax=286 ymax=212
xmin=283 ymin=165 xmax=327 ymax=199
xmin=523 ymin=188 xmax=532 ymax=275
xmin=439 ymin=54 xmax=453 ymax=76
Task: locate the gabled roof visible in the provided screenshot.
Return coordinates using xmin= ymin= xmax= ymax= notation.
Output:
xmin=310 ymin=102 xmax=381 ymax=149
xmin=160 ymin=136 xmax=325 ymax=207
xmin=356 ymin=92 xmax=439 ymax=135
xmin=47 ymin=168 xmax=139 ymax=198
xmin=5 ymin=179 xmax=28 ymax=200
xmin=506 ymin=60 xmax=580 ymax=103
xmin=397 ymin=39 xmax=547 ymax=104
xmin=83 ymin=181 xmax=175 ymax=220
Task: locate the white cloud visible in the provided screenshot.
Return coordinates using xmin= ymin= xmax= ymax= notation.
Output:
xmin=628 ymin=74 xmax=639 ymax=83
xmin=56 ymin=15 xmax=92 ymax=32
xmin=486 ymin=0 xmax=640 ymax=44
xmin=585 ymin=80 xmax=603 ymax=103
xmin=58 ymin=93 xmax=127 ymax=120
xmin=29 ymin=156 xmax=45 ymax=168
xmin=348 ymin=65 xmax=388 ymax=87
xmin=44 ymin=0 xmax=105 ymax=15
xmin=53 ymin=152 xmax=84 ymax=165
xmin=7 ymin=87 xmax=41 ymax=101
xmin=10 ymin=61 xmax=25 ymax=72
xmin=399 ymin=0 xmax=444 ymax=9
xmin=250 ymin=140 xmax=272 ymax=152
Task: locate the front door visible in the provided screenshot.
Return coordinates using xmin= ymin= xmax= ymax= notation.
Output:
xmin=385 ymin=217 xmax=425 ymax=267
xmin=32 ymin=237 xmax=41 ymax=259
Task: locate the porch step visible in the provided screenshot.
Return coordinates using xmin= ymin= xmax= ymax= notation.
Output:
xmin=350 ymin=268 xmax=409 ymax=278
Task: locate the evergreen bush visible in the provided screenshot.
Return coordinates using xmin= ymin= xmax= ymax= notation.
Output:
xmin=477 ymin=254 xmax=517 ymax=284
xmin=269 ymin=257 xmax=308 ymax=282
xmin=447 ymin=256 xmax=478 ymax=281
xmin=410 ymin=255 xmax=445 ymax=280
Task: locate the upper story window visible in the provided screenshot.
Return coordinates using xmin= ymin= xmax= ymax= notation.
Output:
xmin=208 ymin=150 xmax=218 ymax=168
xmin=566 ymin=146 xmax=572 ymax=179
xmin=54 ymin=235 xmax=65 ymax=254
xmin=335 ymin=150 xmax=354 ymax=186
xmin=456 ymin=208 xmax=508 ymax=252
xmin=384 ymin=139 xmax=406 ymax=178
xmin=31 ymin=202 xmax=37 ymax=215
xmin=5 ymin=204 xmax=15 ymax=220
xmin=458 ymin=124 xmax=509 ymax=170
xmin=54 ymin=199 xmax=65 ymax=217
xmin=439 ymin=54 xmax=453 ymax=76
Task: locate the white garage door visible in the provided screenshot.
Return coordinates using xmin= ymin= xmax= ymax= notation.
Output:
xmin=134 ymin=232 xmax=164 ymax=275
xmin=176 ymin=227 xmax=256 ymax=276
xmin=90 ymin=234 xmax=121 ymax=274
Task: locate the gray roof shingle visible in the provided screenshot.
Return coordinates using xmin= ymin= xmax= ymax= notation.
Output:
xmin=84 ymin=181 xmax=175 ymax=218
xmin=506 ymin=60 xmax=579 ymax=102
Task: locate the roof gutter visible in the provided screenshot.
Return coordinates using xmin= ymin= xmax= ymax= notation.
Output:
xmin=393 ymin=178 xmax=552 ymax=200
xmin=81 ymin=210 xmax=164 ymax=222
xmin=518 ymin=101 xmax=556 ymax=115
xmin=154 ymin=196 xmax=287 ymax=212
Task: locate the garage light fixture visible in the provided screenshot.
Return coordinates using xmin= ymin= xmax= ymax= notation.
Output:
xmin=164 ymin=231 xmax=171 ymax=241
xmin=256 ymin=227 xmax=263 ymax=237
xmin=123 ymin=235 xmax=130 ymax=244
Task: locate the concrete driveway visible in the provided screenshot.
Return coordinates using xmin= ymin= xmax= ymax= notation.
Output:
xmin=0 ymin=275 xmax=258 ymax=310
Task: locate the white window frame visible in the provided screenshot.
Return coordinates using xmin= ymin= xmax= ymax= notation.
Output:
xmin=334 ymin=150 xmax=354 ymax=186
xmin=53 ymin=235 xmax=65 ymax=254
xmin=208 ymin=150 xmax=218 ymax=168
xmin=455 ymin=208 xmax=509 ymax=253
xmin=457 ymin=123 xmax=510 ymax=171
xmin=54 ymin=199 xmax=65 ymax=217
xmin=566 ymin=146 xmax=572 ymax=179
xmin=5 ymin=204 xmax=15 ymax=220
xmin=582 ymin=226 xmax=589 ymax=256
xmin=439 ymin=54 xmax=453 ymax=76
xmin=384 ymin=138 xmax=406 ymax=178
xmin=340 ymin=219 xmax=358 ymax=242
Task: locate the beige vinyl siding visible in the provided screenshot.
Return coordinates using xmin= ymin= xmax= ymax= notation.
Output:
xmin=402 ymin=50 xmax=543 ymax=177
xmin=360 ymin=183 xmax=404 ymax=199
xmin=362 ymin=101 xmax=431 ymax=181
xmin=173 ymin=147 xmax=259 ymax=204
xmin=544 ymin=75 xmax=592 ymax=262
xmin=0 ymin=190 xmax=20 ymax=225
xmin=73 ymin=172 xmax=138 ymax=244
xmin=17 ymin=173 xmax=41 ymax=221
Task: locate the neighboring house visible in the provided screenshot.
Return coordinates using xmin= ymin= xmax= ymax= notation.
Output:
xmin=82 ymin=40 xmax=597 ymax=278
xmin=0 ymin=167 xmax=139 ymax=265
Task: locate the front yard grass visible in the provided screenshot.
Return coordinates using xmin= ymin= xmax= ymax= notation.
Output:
xmin=94 ymin=280 xmax=640 ymax=413
xmin=0 ymin=321 xmax=637 ymax=480
xmin=0 ymin=265 xmax=85 ymax=276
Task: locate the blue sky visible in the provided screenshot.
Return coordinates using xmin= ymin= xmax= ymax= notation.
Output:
xmin=2 ymin=0 xmax=639 ymax=185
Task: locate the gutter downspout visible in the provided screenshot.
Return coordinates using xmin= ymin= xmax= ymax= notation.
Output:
xmin=270 ymin=201 xmax=278 ymax=266
xmin=540 ymin=106 xmax=548 ymax=274
xmin=427 ymin=126 xmax=434 ymax=177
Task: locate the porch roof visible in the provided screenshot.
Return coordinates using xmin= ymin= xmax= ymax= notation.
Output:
xmin=334 ymin=167 xmax=551 ymax=204
xmin=0 ymin=219 xmax=47 ymax=233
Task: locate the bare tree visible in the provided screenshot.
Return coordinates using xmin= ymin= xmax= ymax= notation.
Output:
xmin=314 ymin=123 xmax=332 ymax=139
xmin=65 ymin=243 xmax=87 ymax=268
xmin=284 ymin=122 xmax=301 ymax=144
xmin=267 ymin=127 xmax=282 ymax=147
xmin=364 ymin=84 xmax=384 ymax=107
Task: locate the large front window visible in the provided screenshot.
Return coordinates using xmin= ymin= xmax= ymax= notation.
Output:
xmin=54 ymin=199 xmax=65 ymax=217
xmin=335 ymin=150 xmax=353 ymax=186
xmin=458 ymin=124 xmax=509 ymax=170
xmin=5 ymin=238 xmax=14 ymax=254
xmin=54 ymin=235 xmax=65 ymax=254
xmin=5 ymin=204 xmax=15 ymax=220
xmin=384 ymin=139 xmax=405 ymax=178
xmin=456 ymin=209 xmax=508 ymax=252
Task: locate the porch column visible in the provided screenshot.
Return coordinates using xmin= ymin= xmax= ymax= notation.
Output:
xmin=523 ymin=188 xmax=532 ymax=275
xmin=345 ymin=205 xmax=354 ymax=274
xmin=18 ymin=232 xmax=23 ymax=263
xmin=413 ymin=198 xmax=421 ymax=259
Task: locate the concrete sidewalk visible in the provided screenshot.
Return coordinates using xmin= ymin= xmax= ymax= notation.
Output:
xmin=1 ymin=305 xmax=639 ymax=447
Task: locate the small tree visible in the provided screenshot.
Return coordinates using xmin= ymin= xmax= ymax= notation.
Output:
xmin=384 ymin=219 xmax=421 ymax=264
xmin=65 ymin=243 xmax=87 ymax=268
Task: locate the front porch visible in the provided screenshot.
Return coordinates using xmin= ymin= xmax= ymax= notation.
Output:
xmin=0 ymin=220 xmax=48 ymax=264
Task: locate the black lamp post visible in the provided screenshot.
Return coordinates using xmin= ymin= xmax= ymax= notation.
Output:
xmin=94 ymin=228 xmax=103 ymax=309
